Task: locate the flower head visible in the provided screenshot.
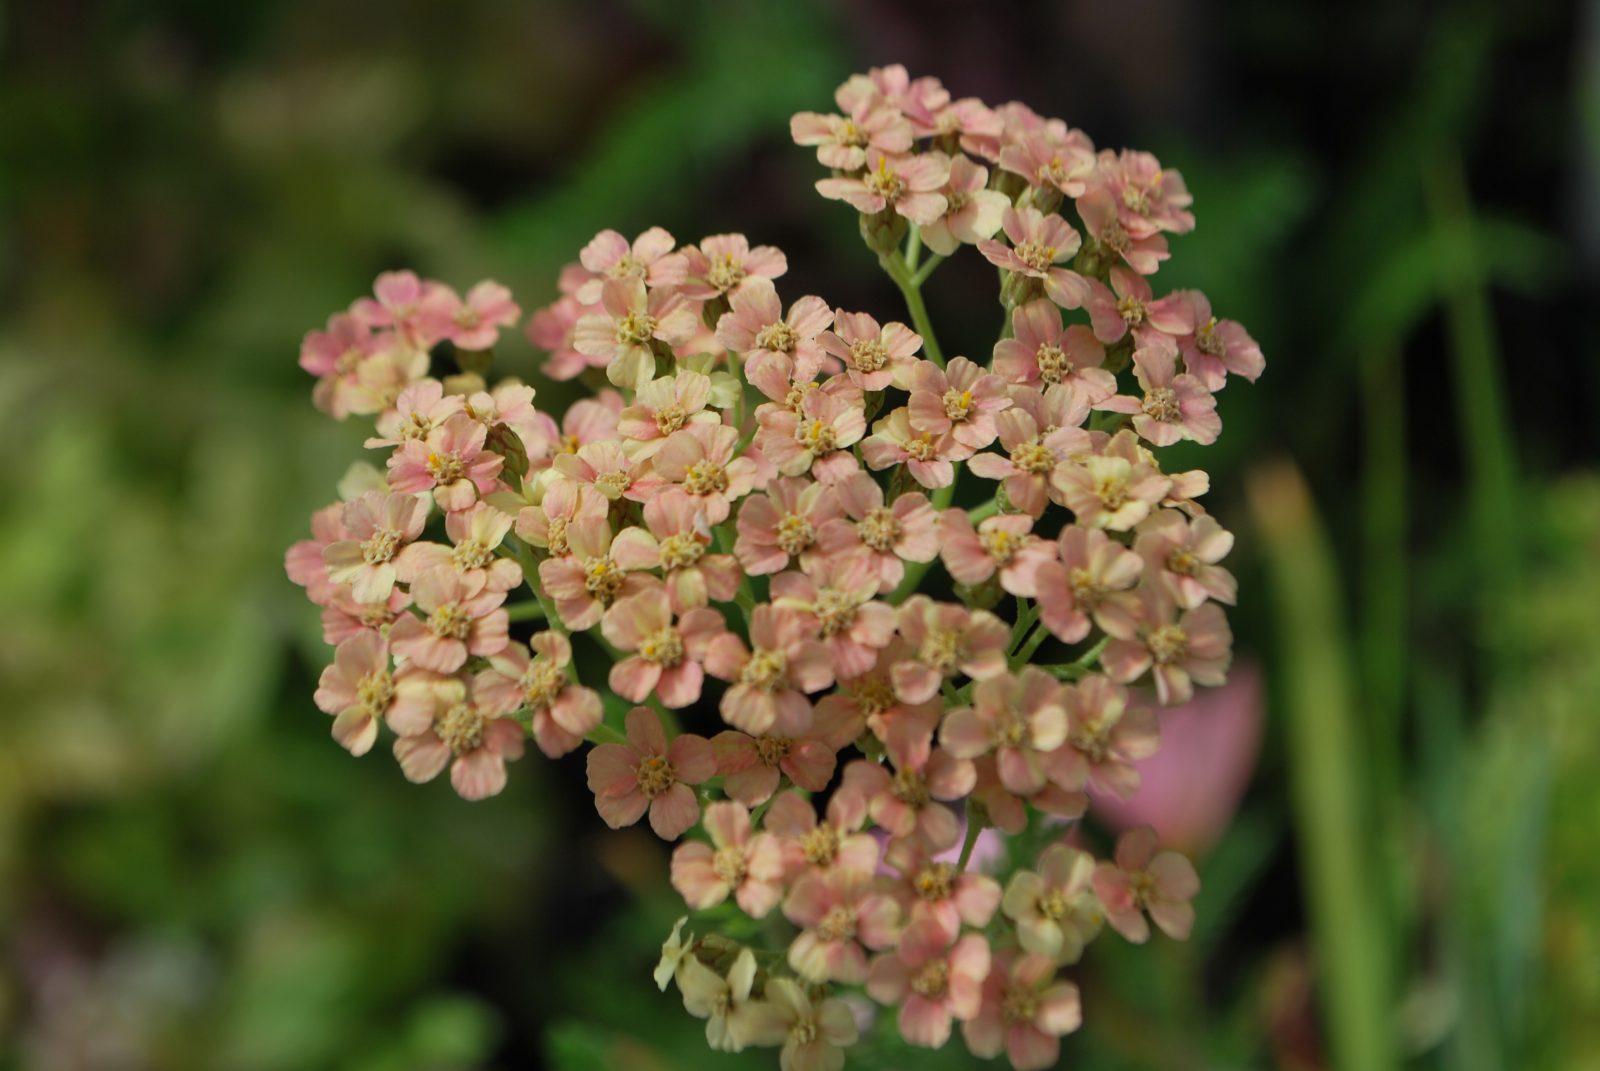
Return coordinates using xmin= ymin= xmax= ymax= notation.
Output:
xmin=586 ymin=706 xmax=714 ymax=839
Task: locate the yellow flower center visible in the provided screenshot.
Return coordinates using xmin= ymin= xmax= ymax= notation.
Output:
xmin=615 ymin=310 xmax=657 ymax=345
xmin=451 ymin=538 xmax=494 ymax=571
xmin=914 ymin=862 xmax=956 ymax=901
xmin=658 ymin=532 xmax=705 ymax=571
xmin=636 ymin=755 xmax=677 ymax=798
xmin=1147 ymin=623 xmax=1188 ymax=664
xmin=426 ymin=451 xmax=465 ymax=484
xmin=428 ymin=605 xmax=473 ymax=640
xmin=942 ymin=388 xmax=975 ymax=422
xmin=683 ymin=461 xmax=728 ymax=497
xmin=910 ymin=960 xmax=949 ymax=999
xmin=802 ymin=823 xmax=840 ymax=866
xmin=857 ymin=507 xmax=901 ymax=552
xmin=755 ymin=320 xmax=799 ymax=354
xmin=891 ymin=767 xmax=931 ymax=808
xmin=438 ymin=703 xmax=487 ymax=753
xmin=639 ymin=626 xmax=685 ymax=667
xmin=520 ymin=659 xmax=567 ymax=710
xmin=1142 ymin=387 xmax=1180 ymax=423
xmin=816 ymin=904 xmax=857 ymax=943
xmin=361 ymin=528 xmax=402 ymax=565
xmin=1014 ymin=240 xmax=1056 ymax=274
xmin=776 ymin=513 xmax=816 ymax=557
xmin=741 ymin=648 xmax=787 ymax=692
xmin=851 ymin=338 xmax=889 ymax=373
xmin=706 ymin=254 xmax=745 ymax=293
xmin=583 ymin=556 xmax=625 ymax=602
xmin=1035 ymin=343 xmax=1071 ymax=384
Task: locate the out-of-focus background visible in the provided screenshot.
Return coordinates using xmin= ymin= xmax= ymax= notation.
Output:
xmin=2 ymin=1 xmax=1596 ymax=1068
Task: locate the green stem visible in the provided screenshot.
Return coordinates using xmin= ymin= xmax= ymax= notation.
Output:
xmin=904 ymin=225 xmax=922 ymax=272
xmin=879 ymin=253 xmax=943 ymax=366
xmin=958 ymin=809 xmax=985 ymax=870
xmin=1010 ymin=621 xmax=1052 ymax=669
xmin=910 ymin=253 xmax=945 ymax=288
xmin=584 ymin=724 xmax=627 ymax=746
xmin=967 ymin=497 xmax=1000 ymax=524
xmin=504 ymin=601 xmax=547 ymax=623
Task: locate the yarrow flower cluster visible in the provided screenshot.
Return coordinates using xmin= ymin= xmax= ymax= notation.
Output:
xmin=286 ymin=63 xmax=1261 ymax=1069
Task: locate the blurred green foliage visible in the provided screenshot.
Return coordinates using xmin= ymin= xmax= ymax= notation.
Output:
xmin=1 ymin=0 xmax=1595 ymax=1069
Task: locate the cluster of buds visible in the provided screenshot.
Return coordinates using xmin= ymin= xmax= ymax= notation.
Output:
xmin=285 ymin=63 xmax=1261 ymax=1069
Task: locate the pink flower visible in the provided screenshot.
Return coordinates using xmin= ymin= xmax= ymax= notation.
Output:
xmin=991 ymin=300 xmax=1116 ymax=401
xmin=907 ymin=355 xmax=1012 ymax=452
xmin=536 ymin=515 xmax=658 ymax=631
xmin=616 ymin=370 xmax=720 ymax=459
xmin=572 ymin=277 xmax=699 ymax=390
xmin=999 ymin=127 xmax=1097 ymax=199
xmin=624 ymin=489 xmax=741 ymax=610
xmin=816 ymin=149 xmax=950 ymax=226
xmin=517 ymin=393 xmax=620 ymax=467
xmin=860 ymin=407 xmax=966 ymax=491
xmin=323 ymin=492 xmax=429 ymax=604
xmin=299 ymin=312 xmax=386 ymax=419
xmin=1101 ymin=587 xmax=1233 ymax=705
xmin=474 ymin=633 xmax=603 ymax=758
xmin=350 ymin=270 xmax=437 ymax=346
xmin=920 ymin=155 xmax=1009 ymax=255
xmin=319 ymin=586 xmax=410 ymax=647
xmin=1171 ymin=290 xmax=1265 ymax=390
xmin=822 ymin=643 xmax=942 ymax=769
xmin=890 ymin=596 xmax=1009 ymax=704
xmin=938 ymin=511 xmax=1055 ymax=598
xmin=386 ymin=413 xmax=504 ymax=512
xmin=1050 ymin=431 xmax=1172 ymax=531
xmin=735 ymin=977 xmax=861 ymax=1070
xmin=574 ymin=226 xmax=686 ymax=303
xmin=286 ymin=502 xmax=350 ymax=606
xmin=783 ymin=869 xmax=901 ymax=984
xmin=965 ymin=388 xmax=1091 ymax=518
xmin=734 ymin=476 xmax=843 ymax=576
xmin=415 ymin=280 xmax=521 ymax=350
xmin=705 ymin=604 xmax=833 ymax=736
xmin=1077 ymin=186 xmax=1169 ymax=276
xmin=601 ymin=588 xmax=726 ymax=709
xmin=884 ymin=837 xmax=1002 ymax=940
xmin=512 ymin=479 xmax=607 ymax=558
xmin=527 ymin=293 xmax=596 ymax=381
xmin=790 ymin=104 xmax=913 ymax=171
xmin=1093 ymin=148 xmax=1195 ymax=238
xmin=366 ymin=379 xmax=465 ymax=450
xmin=1000 ymin=844 xmax=1103 ymax=963
xmin=1052 ymin=674 xmax=1160 ymax=798
xmin=670 ymin=800 xmax=787 ymax=915
xmin=1091 ymin=826 xmax=1200 ymax=942
xmin=818 ymin=310 xmax=922 ymax=392
xmin=714 ymin=277 xmax=832 ymax=388
xmin=770 ymin=553 xmax=896 ymax=679
xmin=651 ymin=423 xmax=759 ymax=525
xmin=977 ymin=207 xmax=1089 ymax=309
xmin=711 ymin=693 xmax=857 ymax=806
xmin=755 ymin=382 xmax=867 ymax=482
xmin=679 ymin=233 xmax=787 ymax=301
xmin=764 ymin=787 xmax=879 ymax=876
xmin=388 ymin=673 xmax=526 ymax=801
xmin=1128 ymin=342 xmax=1220 ymax=447
xmin=962 ymin=950 xmax=1083 ymax=1070
xmin=392 ymin=502 xmax=523 ymax=594
xmin=940 ymin=668 xmax=1070 ymax=794
xmin=388 ymin=569 xmax=508 ymax=673
xmin=814 ymin=472 xmax=939 ymax=589
xmin=1032 ymin=525 xmax=1144 ymax=643
xmin=313 ymin=632 xmax=395 ymax=756
xmin=1082 ymin=265 xmax=1193 ymax=347
xmin=866 ymin=919 xmax=991 ymax=1048
xmin=1135 ymin=508 xmax=1236 ymax=609
xmin=551 ymin=438 xmax=652 ymax=503
xmin=586 ymin=706 xmax=714 ymax=840
xmin=841 ymin=749 xmax=975 ymax=850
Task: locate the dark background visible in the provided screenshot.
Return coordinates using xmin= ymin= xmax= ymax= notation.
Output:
xmin=2 ymin=1 xmax=1596 ymax=1068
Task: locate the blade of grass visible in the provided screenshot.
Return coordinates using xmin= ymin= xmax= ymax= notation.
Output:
xmin=1248 ymin=460 xmax=1395 ymax=1071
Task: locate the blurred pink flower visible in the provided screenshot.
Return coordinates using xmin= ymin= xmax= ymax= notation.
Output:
xmin=1092 ymin=662 xmax=1263 ymax=855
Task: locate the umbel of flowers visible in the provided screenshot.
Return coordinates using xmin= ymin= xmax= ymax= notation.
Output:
xmin=287 ymin=63 xmax=1261 ymax=1070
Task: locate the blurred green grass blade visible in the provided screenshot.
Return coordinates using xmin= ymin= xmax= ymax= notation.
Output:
xmin=1424 ymin=154 xmax=1521 ymax=679
xmin=1249 ymin=460 xmax=1396 ymax=1071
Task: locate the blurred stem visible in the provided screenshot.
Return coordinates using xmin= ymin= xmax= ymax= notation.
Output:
xmin=968 ymin=497 xmax=999 ymax=523
xmin=910 ymin=253 xmax=945 ymax=287
xmin=879 ymin=252 xmax=943 ymax=366
xmin=1248 ymin=460 xmax=1395 ymax=1071
xmin=1010 ymin=620 xmax=1051 ymax=669
xmin=904 ymin=225 xmax=922 ymax=271
xmin=1423 ymin=153 xmax=1521 ymax=679
xmin=1359 ymin=340 xmax=1409 ymax=934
